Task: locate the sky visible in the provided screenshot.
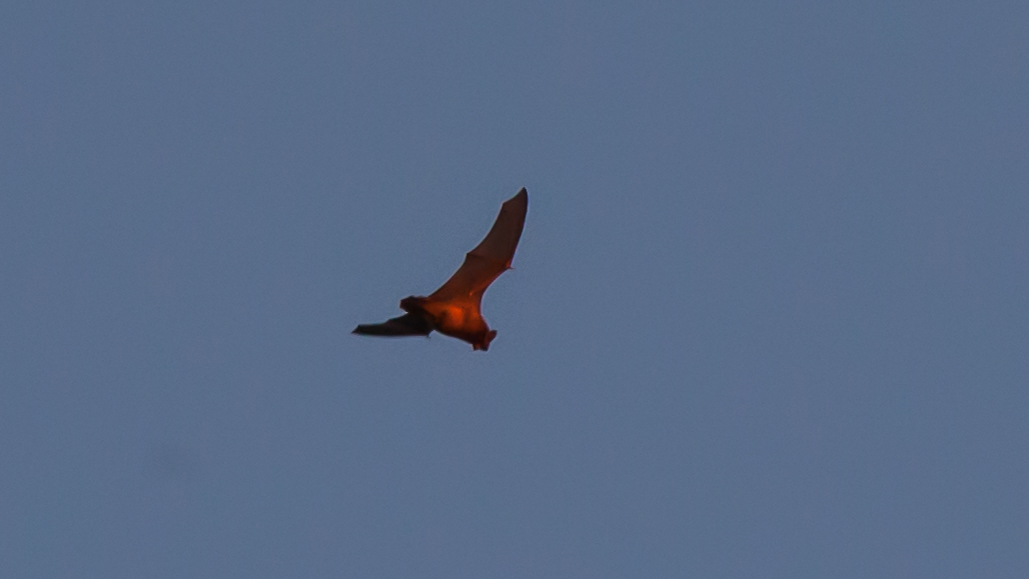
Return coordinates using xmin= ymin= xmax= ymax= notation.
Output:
xmin=2 ymin=1 xmax=1027 ymax=577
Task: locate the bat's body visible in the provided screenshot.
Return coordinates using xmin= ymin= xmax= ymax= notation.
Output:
xmin=353 ymin=188 xmax=528 ymax=351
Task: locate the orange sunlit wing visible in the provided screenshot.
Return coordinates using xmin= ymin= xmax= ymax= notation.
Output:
xmin=428 ymin=188 xmax=528 ymax=304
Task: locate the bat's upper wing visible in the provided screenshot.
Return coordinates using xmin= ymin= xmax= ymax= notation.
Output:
xmin=428 ymin=188 xmax=528 ymax=305
xmin=352 ymin=313 xmax=433 ymax=336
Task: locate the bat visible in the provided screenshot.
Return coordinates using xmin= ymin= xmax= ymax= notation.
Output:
xmin=353 ymin=188 xmax=528 ymax=351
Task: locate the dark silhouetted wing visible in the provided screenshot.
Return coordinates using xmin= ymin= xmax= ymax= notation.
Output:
xmin=352 ymin=313 xmax=432 ymax=337
xmin=428 ymin=188 xmax=528 ymax=305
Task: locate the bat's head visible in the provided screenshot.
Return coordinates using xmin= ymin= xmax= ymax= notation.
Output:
xmin=472 ymin=330 xmax=498 ymax=351
xmin=399 ymin=296 xmax=427 ymax=314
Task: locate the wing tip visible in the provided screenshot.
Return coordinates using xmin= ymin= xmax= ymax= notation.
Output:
xmin=505 ymin=187 xmax=528 ymax=212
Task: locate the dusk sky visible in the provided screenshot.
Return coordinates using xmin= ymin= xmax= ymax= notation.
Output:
xmin=2 ymin=1 xmax=1027 ymax=577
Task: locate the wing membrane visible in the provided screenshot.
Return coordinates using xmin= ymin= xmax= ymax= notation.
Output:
xmin=429 ymin=188 xmax=527 ymax=304
xmin=352 ymin=313 xmax=433 ymax=336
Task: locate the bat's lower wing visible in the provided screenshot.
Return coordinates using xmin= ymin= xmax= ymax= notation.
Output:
xmin=429 ymin=188 xmax=527 ymax=303
xmin=352 ymin=313 xmax=433 ymax=336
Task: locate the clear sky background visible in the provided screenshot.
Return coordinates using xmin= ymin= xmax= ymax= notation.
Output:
xmin=2 ymin=1 xmax=1027 ymax=577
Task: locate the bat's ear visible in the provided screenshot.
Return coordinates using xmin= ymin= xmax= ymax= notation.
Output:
xmin=400 ymin=296 xmax=424 ymax=313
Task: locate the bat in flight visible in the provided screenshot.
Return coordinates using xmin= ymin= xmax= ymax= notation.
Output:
xmin=353 ymin=188 xmax=528 ymax=351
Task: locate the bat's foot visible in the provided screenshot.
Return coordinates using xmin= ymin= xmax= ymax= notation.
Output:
xmin=472 ymin=330 xmax=498 ymax=351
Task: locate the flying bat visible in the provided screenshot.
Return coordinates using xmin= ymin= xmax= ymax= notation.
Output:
xmin=353 ymin=188 xmax=528 ymax=351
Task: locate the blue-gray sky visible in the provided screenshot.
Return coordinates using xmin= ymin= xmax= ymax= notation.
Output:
xmin=3 ymin=1 xmax=1027 ymax=577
